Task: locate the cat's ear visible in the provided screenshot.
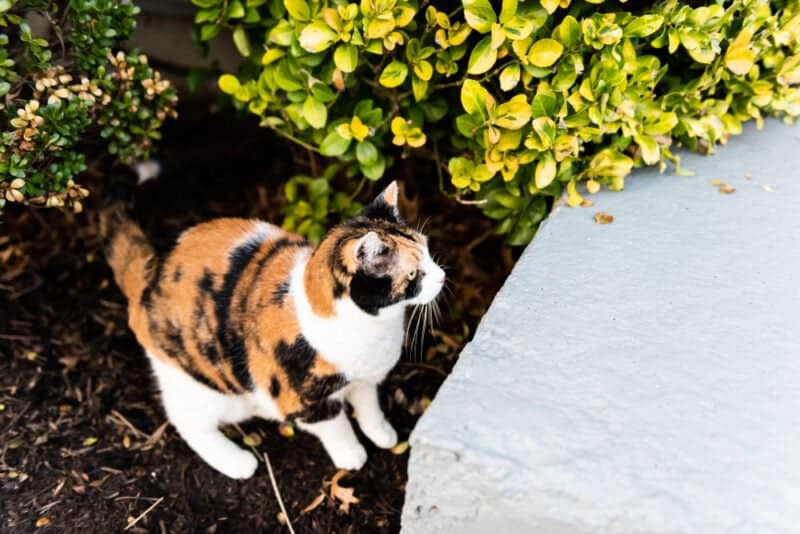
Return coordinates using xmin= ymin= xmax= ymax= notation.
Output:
xmin=353 ymin=231 xmax=387 ymax=269
xmin=359 ymin=181 xmax=400 ymax=221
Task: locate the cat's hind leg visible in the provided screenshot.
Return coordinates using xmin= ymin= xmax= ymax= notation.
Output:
xmin=147 ymin=354 xmax=258 ymax=479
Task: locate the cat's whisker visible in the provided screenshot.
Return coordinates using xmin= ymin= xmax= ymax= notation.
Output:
xmin=405 ymin=305 xmax=421 ymax=353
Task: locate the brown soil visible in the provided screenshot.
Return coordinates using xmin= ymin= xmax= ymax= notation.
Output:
xmin=0 ymin=101 xmax=516 ymax=533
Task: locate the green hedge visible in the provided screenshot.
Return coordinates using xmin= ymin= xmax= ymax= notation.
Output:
xmin=194 ymin=0 xmax=800 ymax=243
xmin=0 ymin=0 xmax=177 ymax=213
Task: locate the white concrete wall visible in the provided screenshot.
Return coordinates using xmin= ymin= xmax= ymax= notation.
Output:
xmin=402 ymin=120 xmax=800 ymax=534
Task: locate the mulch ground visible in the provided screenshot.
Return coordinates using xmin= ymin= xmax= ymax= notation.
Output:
xmin=0 ymin=100 xmax=516 ymax=533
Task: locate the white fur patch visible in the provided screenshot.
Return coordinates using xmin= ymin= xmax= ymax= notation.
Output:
xmin=290 ymin=254 xmax=406 ymax=383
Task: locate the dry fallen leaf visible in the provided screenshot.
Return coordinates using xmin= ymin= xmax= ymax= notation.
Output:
xmin=330 ymin=469 xmax=360 ymax=513
xmin=301 ymin=491 xmax=326 ymax=514
xmin=580 ymin=199 xmax=594 ymax=208
xmin=58 ymin=356 xmax=79 ymax=370
xmin=718 ymin=185 xmax=736 ymax=194
xmin=391 ymin=441 xmax=410 ymax=455
xmin=122 ymin=434 xmax=131 ymax=449
xmin=35 ymin=517 xmax=50 ymax=528
xmin=594 ymin=212 xmax=614 ymax=224
xmin=278 ymin=421 xmax=295 ymax=438
xmin=243 ymin=433 xmax=262 ymax=447
xmin=710 ymin=179 xmax=723 ymax=186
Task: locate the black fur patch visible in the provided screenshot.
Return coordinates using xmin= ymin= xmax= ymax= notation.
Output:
xmin=332 ymin=278 xmax=347 ymax=299
xmin=214 ymin=239 xmax=262 ymax=390
xmin=274 ymin=335 xmax=317 ymax=390
xmin=271 ymin=279 xmax=290 ymax=305
xmin=198 ymin=269 xmax=215 ymax=293
xmin=359 ymin=198 xmax=398 ymax=222
xmin=269 ymin=375 xmax=281 ymax=397
xmin=404 ymin=273 xmax=422 ymax=300
xmin=241 ymin=238 xmax=308 ymax=312
xmin=294 ymin=399 xmax=343 ymax=423
xmin=350 ymin=273 xmax=394 ymax=315
xmin=140 ymin=256 xmax=166 ymax=308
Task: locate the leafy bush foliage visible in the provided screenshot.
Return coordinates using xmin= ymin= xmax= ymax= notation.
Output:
xmin=0 ymin=0 xmax=177 ymax=213
xmin=197 ymin=0 xmax=799 ymax=243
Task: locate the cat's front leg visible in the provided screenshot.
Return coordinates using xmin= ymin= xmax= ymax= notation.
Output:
xmin=297 ymin=410 xmax=367 ymax=470
xmin=347 ymin=382 xmax=398 ymax=449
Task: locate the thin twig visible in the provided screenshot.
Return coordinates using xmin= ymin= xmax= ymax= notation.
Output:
xmin=263 ymin=451 xmax=296 ymax=534
xmin=124 ymin=496 xmax=164 ymax=531
xmin=232 ymin=425 xmax=296 ymax=534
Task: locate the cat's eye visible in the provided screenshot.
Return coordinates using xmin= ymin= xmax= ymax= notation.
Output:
xmin=408 ymin=270 xmax=417 ymax=280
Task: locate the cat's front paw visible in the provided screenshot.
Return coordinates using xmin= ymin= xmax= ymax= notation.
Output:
xmin=214 ymin=450 xmax=259 ymax=479
xmin=329 ymin=443 xmax=368 ymax=471
xmin=364 ymin=419 xmax=398 ymax=449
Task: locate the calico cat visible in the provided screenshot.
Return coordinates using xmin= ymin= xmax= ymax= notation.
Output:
xmin=102 ymin=178 xmax=444 ymax=479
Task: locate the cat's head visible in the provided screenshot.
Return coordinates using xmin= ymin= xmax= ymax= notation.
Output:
xmin=320 ymin=182 xmax=445 ymax=316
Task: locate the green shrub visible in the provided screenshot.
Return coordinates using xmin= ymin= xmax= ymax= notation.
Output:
xmin=196 ymin=0 xmax=799 ymax=243
xmin=0 ymin=0 xmax=177 ymax=213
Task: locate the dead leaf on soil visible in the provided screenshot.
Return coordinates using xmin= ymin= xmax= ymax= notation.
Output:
xmin=391 ymin=441 xmax=410 ymax=455
xmin=301 ymin=491 xmax=326 ymax=514
xmin=718 ymin=184 xmax=736 ymax=194
xmin=330 ymin=469 xmax=360 ymax=513
xmin=35 ymin=517 xmax=50 ymax=528
xmin=243 ymin=433 xmax=262 ymax=447
xmin=594 ymin=212 xmax=614 ymax=224
xmin=580 ymin=199 xmax=594 ymax=208
xmin=278 ymin=421 xmax=295 ymax=438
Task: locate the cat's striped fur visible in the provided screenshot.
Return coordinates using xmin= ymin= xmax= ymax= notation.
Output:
xmin=103 ymin=181 xmax=445 ymax=478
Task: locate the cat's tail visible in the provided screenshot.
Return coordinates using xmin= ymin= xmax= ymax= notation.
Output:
xmin=99 ymin=164 xmax=156 ymax=304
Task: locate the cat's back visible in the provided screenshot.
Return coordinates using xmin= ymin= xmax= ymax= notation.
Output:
xmin=127 ymin=217 xmax=311 ymax=393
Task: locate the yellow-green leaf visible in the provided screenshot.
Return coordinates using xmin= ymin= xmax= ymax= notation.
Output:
xmin=635 ymin=134 xmax=660 ymax=165
xmin=285 ymin=0 xmax=310 ymax=20
xmin=494 ymin=94 xmax=531 ymax=129
xmin=540 ymin=0 xmax=560 ymax=14
xmin=379 ymin=61 xmax=409 ymax=88
xmin=623 ymin=15 xmax=664 ymax=38
xmin=463 ymin=0 xmax=496 ymax=33
xmin=320 ymin=131 xmax=352 ymax=156
xmin=535 ymin=152 xmax=556 ymax=188
xmin=498 ymin=0 xmax=517 ymax=24
xmin=233 ymin=26 xmax=251 ymax=56
xmin=566 ymin=179 xmax=583 ymax=207
xmin=414 ymin=60 xmax=433 ymax=81
xmin=460 ymin=79 xmax=491 ymax=116
xmin=334 ymin=43 xmax=359 ymax=72
xmin=261 ymin=48 xmax=285 ymax=65
xmin=412 ymin=75 xmax=429 ymax=101
xmin=499 ymin=62 xmax=520 ymax=91
xmin=725 ymin=46 xmax=755 ymax=76
xmin=218 ymin=74 xmax=240 ymax=94
xmin=528 ymin=38 xmax=564 ymax=68
xmin=299 ymin=22 xmax=338 ymax=53
xmin=467 ymin=35 xmax=497 ymax=74
xmin=303 ymin=96 xmax=327 ymax=129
